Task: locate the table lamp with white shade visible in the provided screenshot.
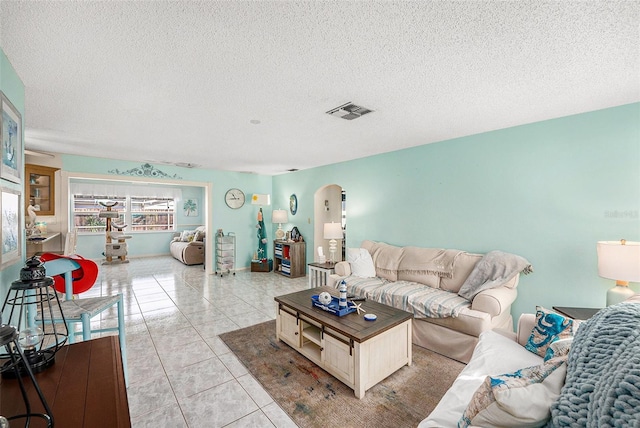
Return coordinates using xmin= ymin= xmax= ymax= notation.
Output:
xmin=323 ymin=222 xmax=343 ymax=264
xmin=271 ymin=209 xmax=288 ymax=240
xmin=597 ymin=239 xmax=640 ymax=306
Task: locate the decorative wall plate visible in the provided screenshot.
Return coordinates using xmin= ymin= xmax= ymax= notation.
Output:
xmin=289 ymin=194 xmax=298 ymax=215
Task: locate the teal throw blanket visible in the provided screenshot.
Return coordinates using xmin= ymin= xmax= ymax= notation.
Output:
xmin=547 ymin=302 xmax=640 ymax=427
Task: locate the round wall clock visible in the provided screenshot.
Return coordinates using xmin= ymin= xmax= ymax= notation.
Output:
xmin=289 ymin=194 xmax=298 ymax=215
xmin=225 ymin=188 xmax=245 ymax=209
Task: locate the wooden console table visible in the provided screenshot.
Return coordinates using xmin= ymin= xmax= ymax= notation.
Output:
xmin=26 ymin=232 xmax=61 ymax=257
xmin=0 ymin=336 xmax=130 ymax=427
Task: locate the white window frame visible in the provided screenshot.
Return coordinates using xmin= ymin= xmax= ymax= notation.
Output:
xmin=71 ymin=194 xmax=176 ymax=234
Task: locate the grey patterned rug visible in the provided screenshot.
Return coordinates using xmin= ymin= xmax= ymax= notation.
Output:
xmin=219 ymin=320 xmax=464 ymax=428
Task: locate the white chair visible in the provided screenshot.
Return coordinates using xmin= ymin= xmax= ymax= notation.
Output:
xmin=36 ymin=257 xmax=128 ymax=384
xmin=63 ymin=228 xmax=78 ymax=256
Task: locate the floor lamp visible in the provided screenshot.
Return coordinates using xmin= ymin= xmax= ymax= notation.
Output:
xmin=323 ymin=222 xmax=343 ymax=264
xmin=597 ymin=239 xmax=640 ymax=306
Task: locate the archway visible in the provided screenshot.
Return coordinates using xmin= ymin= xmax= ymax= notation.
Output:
xmin=313 ymin=184 xmax=345 ymax=263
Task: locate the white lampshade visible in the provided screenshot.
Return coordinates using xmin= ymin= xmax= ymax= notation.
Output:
xmin=597 ymin=240 xmax=640 ymax=282
xmin=272 ymin=209 xmax=288 ymax=224
xmin=323 ymin=222 xmax=342 ymax=239
xmin=251 ymin=194 xmax=271 ymax=205
xmin=597 ymin=240 xmax=640 ymax=306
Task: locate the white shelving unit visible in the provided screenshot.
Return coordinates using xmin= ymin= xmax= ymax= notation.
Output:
xmin=215 ymin=232 xmax=236 ymax=276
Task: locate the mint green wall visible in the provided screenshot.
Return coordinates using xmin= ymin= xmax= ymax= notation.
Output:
xmin=62 ymin=155 xmax=273 ymax=266
xmin=70 ymin=181 xmax=205 ymax=258
xmin=273 ymin=103 xmax=640 ymax=324
xmin=10 ymin=49 xmax=638 ymax=329
xmin=0 ymin=48 xmax=26 ymax=318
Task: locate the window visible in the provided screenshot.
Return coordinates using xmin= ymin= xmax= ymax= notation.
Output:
xmin=72 ymin=195 xmax=176 ymax=233
xmin=130 ymin=197 xmax=175 ymax=231
xmin=73 ymin=196 xmax=126 ymax=233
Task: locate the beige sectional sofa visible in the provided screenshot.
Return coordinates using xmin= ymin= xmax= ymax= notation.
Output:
xmin=170 ymin=226 xmax=205 ymax=265
xmin=329 ymin=240 xmax=531 ymax=363
xmin=422 ymin=295 xmax=640 ymax=427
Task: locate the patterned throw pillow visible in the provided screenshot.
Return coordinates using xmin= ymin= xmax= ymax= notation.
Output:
xmin=459 ymin=355 xmax=567 ymax=428
xmin=524 ymin=306 xmax=573 ymax=358
xmin=544 ymin=337 xmax=573 ymax=362
xmin=180 ymin=230 xmax=196 ymax=242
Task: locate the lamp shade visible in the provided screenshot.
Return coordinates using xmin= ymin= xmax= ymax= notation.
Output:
xmin=597 ymin=240 xmax=640 ymax=282
xmin=323 ymin=222 xmax=342 ymax=240
xmin=251 ymin=194 xmax=271 ymax=205
xmin=272 ymin=209 xmax=288 ymax=224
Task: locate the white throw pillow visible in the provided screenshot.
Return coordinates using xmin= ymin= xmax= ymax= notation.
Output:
xmin=347 ymin=248 xmax=376 ymax=278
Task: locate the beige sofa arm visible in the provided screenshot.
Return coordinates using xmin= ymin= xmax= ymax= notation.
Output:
xmin=328 ymin=262 xmax=351 ymax=288
xmin=493 ymin=312 xmax=535 ymax=345
xmin=471 ymin=286 xmax=518 ymax=317
xmin=334 ymin=261 xmax=351 ymax=276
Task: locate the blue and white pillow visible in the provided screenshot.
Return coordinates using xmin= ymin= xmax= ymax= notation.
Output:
xmin=544 ymin=337 xmax=573 ymax=361
xmin=524 ymin=306 xmax=573 ymax=358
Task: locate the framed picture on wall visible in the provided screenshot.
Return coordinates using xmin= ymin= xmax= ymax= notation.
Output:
xmin=183 ymin=198 xmax=198 ymax=217
xmin=1 ymin=187 xmax=21 ymax=268
xmin=0 ymin=92 xmax=22 ymax=184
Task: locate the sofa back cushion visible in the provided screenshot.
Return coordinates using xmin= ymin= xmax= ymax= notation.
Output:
xmin=440 ymin=252 xmax=483 ymax=293
xmin=397 ymin=246 xmax=442 ymax=288
xmin=364 ymin=241 xmax=403 ymax=282
xmin=193 ymin=226 xmax=206 ymax=242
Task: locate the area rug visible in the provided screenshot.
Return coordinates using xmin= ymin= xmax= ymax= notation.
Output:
xmin=219 ymin=320 xmax=465 ymax=428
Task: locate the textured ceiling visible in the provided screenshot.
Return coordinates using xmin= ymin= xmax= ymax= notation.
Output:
xmin=0 ymin=1 xmax=638 ymax=175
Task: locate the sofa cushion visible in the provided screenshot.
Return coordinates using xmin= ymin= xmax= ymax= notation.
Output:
xmin=180 ymin=229 xmax=196 ymax=242
xmin=439 ymin=252 xmax=483 ymax=293
xmin=397 ymin=247 xmax=447 ymax=288
xmin=369 ymin=242 xmax=403 ymax=282
xmin=524 ymin=306 xmax=573 ymax=358
xmin=342 ymin=276 xmax=470 ymax=319
xmin=347 ymin=248 xmax=376 ymax=278
xmin=459 ymin=354 xmax=567 ymax=427
xmin=397 ymin=270 xmax=439 ymax=288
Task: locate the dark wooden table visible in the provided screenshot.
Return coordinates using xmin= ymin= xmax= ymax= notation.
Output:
xmin=1 ymin=336 xmax=130 ymax=428
xmin=553 ymin=306 xmax=602 ymax=320
xmin=275 ymin=286 xmax=413 ymax=343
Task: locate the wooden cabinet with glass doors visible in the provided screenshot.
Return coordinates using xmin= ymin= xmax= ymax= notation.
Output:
xmin=25 ymin=164 xmax=59 ymax=216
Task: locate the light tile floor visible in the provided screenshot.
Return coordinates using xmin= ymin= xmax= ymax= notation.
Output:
xmin=81 ymin=255 xmax=308 ymax=428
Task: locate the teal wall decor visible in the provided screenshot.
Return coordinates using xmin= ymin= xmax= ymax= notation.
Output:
xmin=108 ymin=163 xmax=182 ymax=179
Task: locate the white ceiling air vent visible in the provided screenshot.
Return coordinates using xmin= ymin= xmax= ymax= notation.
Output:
xmin=326 ymin=102 xmax=373 ymax=120
xmin=151 ymin=160 xmax=200 ymax=168
xmin=174 ymin=162 xmax=199 ymax=168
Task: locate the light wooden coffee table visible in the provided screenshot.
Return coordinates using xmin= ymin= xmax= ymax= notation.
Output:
xmin=274 ymin=286 xmax=413 ymax=398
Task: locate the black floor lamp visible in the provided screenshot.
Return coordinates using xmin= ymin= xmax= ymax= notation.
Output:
xmin=0 ymin=324 xmax=54 ymax=427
